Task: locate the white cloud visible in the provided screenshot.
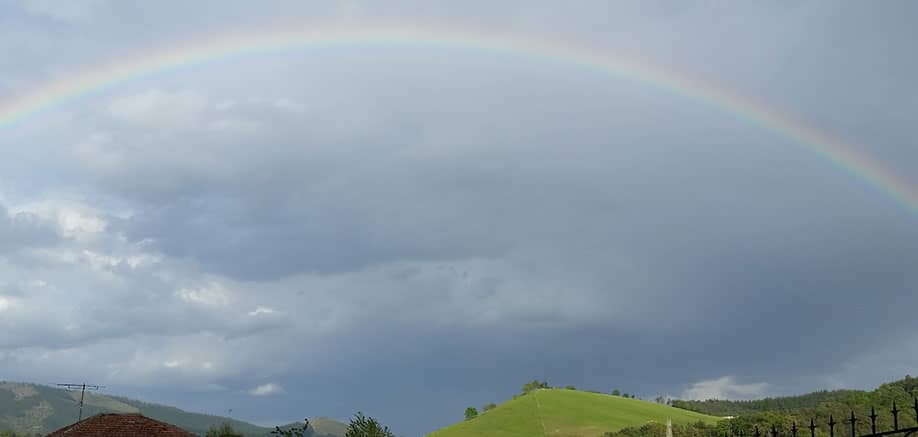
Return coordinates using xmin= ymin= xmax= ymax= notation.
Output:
xmin=10 ymin=199 xmax=107 ymax=241
xmin=176 ymin=282 xmax=233 ymax=306
xmin=19 ymin=0 xmax=107 ymax=23
xmin=0 ymin=297 xmax=17 ymax=312
xmin=249 ymin=383 xmax=284 ymax=397
xmin=248 ymin=306 xmax=277 ymax=317
xmin=105 ymin=89 xmax=264 ymax=135
xmin=107 ymin=89 xmax=209 ymax=127
xmin=681 ymin=376 xmax=769 ymax=401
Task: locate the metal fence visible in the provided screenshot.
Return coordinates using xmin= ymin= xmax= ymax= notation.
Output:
xmin=733 ymin=400 xmax=918 ymax=437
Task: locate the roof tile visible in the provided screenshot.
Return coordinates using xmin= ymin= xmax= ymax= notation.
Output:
xmin=47 ymin=413 xmax=197 ymax=436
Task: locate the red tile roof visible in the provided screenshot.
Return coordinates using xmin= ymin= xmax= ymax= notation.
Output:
xmin=47 ymin=413 xmax=196 ymax=436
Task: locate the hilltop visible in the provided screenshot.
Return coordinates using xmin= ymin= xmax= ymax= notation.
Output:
xmin=0 ymin=381 xmax=345 ymax=436
xmin=428 ymin=388 xmax=719 ymax=437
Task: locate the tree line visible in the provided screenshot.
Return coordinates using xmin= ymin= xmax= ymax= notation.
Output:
xmin=608 ymin=376 xmax=918 ymax=437
xmin=205 ymin=412 xmax=397 ymax=437
xmin=463 ymin=379 xmax=642 ymax=421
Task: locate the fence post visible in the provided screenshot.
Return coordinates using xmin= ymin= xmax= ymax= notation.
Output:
xmin=870 ymin=407 xmax=878 ymax=436
xmin=848 ymin=411 xmax=857 ymax=437
xmin=893 ymin=401 xmax=900 ymax=431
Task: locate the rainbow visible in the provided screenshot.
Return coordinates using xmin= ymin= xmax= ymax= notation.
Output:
xmin=0 ymin=25 xmax=915 ymax=214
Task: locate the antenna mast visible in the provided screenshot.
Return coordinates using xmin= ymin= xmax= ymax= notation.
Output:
xmin=56 ymin=383 xmax=104 ymax=422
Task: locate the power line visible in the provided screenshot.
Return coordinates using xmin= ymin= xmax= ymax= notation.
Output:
xmin=56 ymin=383 xmax=104 ymax=422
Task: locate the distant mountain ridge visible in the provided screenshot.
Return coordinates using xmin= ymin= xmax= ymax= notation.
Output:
xmin=0 ymin=381 xmax=345 ymax=436
xmin=671 ymin=389 xmax=863 ymax=417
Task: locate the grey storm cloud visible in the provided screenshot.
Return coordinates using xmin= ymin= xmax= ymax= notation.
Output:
xmin=0 ymin=204 xmax=58 ymax=250
xmin=0 ymin=1 xmax=917 ymax=436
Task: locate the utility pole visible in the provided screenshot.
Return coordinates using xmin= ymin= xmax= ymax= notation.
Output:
xmin=56 ymin=383 xmax=104 ymax=422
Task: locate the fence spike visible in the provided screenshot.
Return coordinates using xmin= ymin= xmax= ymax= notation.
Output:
xmin=848 ymin=411 xmax=857 ymax=437
xmin=772 ymin=424 xmax=778 ymax=437
xmin=893 ymin=401 xmax=900 ymax=431
xmin=792 ymin=421 xmax=798 ymax=437
xmin=756 ymin=425 xmax=762 ymax=437
xmin=809 ymin=418 xmax=817 ymax=437
xmin=913 ymin=398 xmax=918 ymax=423
xmin=870 ymin=407 xmax=878 ymax=436
xmin=829 ymin=415 xmax=837 ymax=437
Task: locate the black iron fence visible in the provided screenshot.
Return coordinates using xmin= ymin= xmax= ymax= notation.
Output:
xmin=731 ymin=400 xmax=918 ymax=437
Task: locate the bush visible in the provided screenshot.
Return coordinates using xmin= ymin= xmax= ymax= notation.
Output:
xmin=206 ymin=422 xmax=243 ymax=437
xmin=270 ymin=419 xmax=310 ymax=437
xmin=521 ymin=380 xmax=550 ymax=395
xmin=344 ymin=412 xmax=394 ymax=437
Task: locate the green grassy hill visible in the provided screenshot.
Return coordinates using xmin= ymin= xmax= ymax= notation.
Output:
xmin=428 ymin=388 xmax=719 ymax=437
xmin=0 ymin=381 xmax=345 ymax=436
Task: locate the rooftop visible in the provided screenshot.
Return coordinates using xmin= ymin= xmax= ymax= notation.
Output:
xmin=47 ymin=413 xmax=196 ymax=437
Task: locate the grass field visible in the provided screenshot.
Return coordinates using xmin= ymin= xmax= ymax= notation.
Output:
xmin=427 ymin=388 xmax=719 ymax=437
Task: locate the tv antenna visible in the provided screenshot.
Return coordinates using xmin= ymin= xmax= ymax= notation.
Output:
xmin=56 ymin=383 xmax=104 ymax=422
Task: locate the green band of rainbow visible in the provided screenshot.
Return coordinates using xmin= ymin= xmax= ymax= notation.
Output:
xmin=1 ymin=25 xmax=914 ymax=214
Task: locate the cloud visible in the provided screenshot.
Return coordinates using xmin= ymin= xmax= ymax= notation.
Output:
xmin=9 ymin=199 xmax=108 ymax=241
xmin=0 ymin=203 xmax=59 ymax=250
xmin=176 ymin=282 xmax=234 ymax=307
xmin=1 ymin=3 xmax=917 ymax=436
xmin=106 ymin=89 xmax=212 ymax=128
xmin=249 ymin=383 xmax=284 ymax=397
xmin=18 ymin=0 xmax=107 ymax=23
xmin=681 ymin=377 xmax=770 ymax=401
xmin=248 ymin=306 xmax=277 ymax=317
xmin=0 ymin=296 xmax=18 ymax=312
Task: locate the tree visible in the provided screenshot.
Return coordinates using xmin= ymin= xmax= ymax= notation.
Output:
xmin=464 ymin=407 xmax=479 ymax=420
xmin=622 ymin=392 xmax=630 ymax=398
xmin=482 ymin=402 xmax=497 ymax=412
xmin=206 ymin=422 xmax=243 ymax=437
xmin=612 ymin=389 xmax=621 ymax=396
xmin=565 ymin=385 xmax=577 ymax=390
xmin=521 ymin=380 xmax=550 ymax=395
xmin=271 ymin=419 xmax=310 ymax=437
xmin=344 ymin=412 xmax=395 ymax=437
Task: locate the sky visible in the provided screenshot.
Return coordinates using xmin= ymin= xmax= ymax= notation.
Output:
xmin=0 ymin=1 xmax=917 ymax=435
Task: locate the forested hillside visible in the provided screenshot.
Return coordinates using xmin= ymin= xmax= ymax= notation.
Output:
xmin=0 ymin=381 xmax=344 ymax=436
xmin=672 ymin=390 xmax=862 ymax=417
xmin=608 ymin=377 xmax=918 ymax=437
